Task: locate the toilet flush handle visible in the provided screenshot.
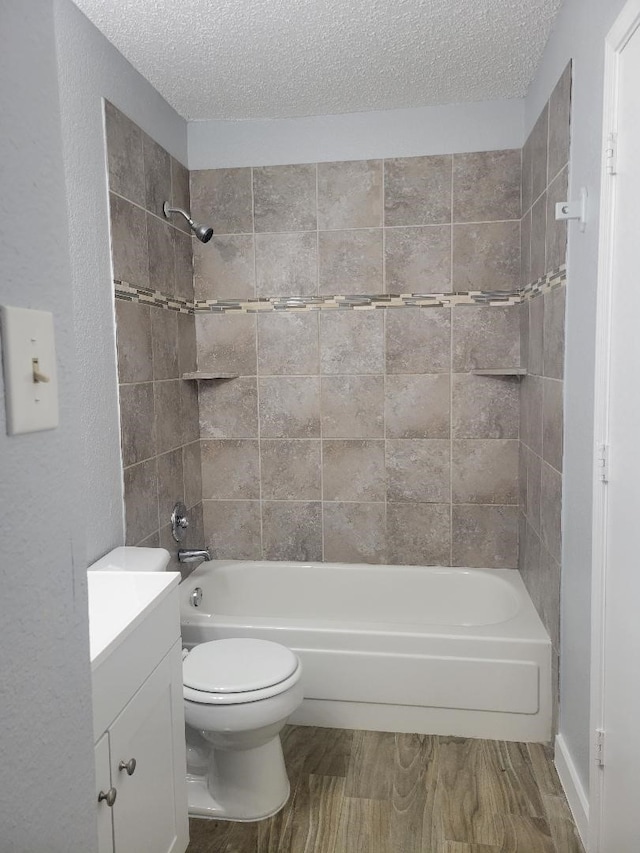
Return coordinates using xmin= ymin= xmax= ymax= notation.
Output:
xmin=118 ymin=758 xmax=137 ymax=776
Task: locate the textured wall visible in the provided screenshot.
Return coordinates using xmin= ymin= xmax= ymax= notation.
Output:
xmin=0 ymin=1 xmax=96 ymax=848
xmin=192 ymin=153 xmax=523 ymax=566
xmin=106 ymin=103 xmax=204 ymax=573
xmin=518 ymin=64 xmax=571 ymax=732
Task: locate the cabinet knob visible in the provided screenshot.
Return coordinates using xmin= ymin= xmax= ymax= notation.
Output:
xmin=98 ymin=787 xmax=117 ymax=807
xmin=119 ymin=757 xmax=137 ymax=776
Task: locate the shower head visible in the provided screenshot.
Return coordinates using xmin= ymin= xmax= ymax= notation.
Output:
xmin=163 ymin=202 xmax=213 ymax=243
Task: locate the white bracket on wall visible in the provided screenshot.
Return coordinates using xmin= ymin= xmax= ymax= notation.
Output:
xmin=555 ymin=187 xmax=588 ymax=232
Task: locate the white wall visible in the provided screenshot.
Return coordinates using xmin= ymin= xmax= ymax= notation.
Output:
xmin=188 ymin=99 xmax=524 ymax=169
xmin=525 ymin=0 xmax=627 ymax=800
xmin=0 ymin=1 xmax=96 ymax=848
xmin=53 ymin=0 xmax=188 ymax=565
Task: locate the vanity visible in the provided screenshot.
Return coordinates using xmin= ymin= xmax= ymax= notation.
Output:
xmin=88 ymin=548 xmax=189 ymax=853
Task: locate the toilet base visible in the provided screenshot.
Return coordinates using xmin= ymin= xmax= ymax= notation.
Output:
xmin=186 ymin=735 xmax=291 ymax=822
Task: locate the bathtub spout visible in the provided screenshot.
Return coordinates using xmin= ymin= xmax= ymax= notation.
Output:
xmin=178 ymin=548 xmax=211 ymax=563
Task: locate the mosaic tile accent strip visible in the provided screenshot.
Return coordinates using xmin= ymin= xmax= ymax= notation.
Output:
xmin=115 ymin=269 xmax=565 ymax=315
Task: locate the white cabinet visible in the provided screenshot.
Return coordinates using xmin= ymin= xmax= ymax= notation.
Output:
xmin=91 ymin=574 xmax=188 ymax=853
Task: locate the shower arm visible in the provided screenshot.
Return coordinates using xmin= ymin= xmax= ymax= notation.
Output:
xmin=163 ymin=202 xmax=194 ymax=227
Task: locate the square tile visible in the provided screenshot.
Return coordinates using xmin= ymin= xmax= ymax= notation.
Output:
xmin=174 ymin=231 xmax=194 ymax=301
xmin=143 ymin=132 xmax=171 ymax=219
xmin=201 ymin=439 xmax=260 ymax=499
xmin=386 ymin=503 xmax=451 ymax=566
xmin=453 ymin=149 xmax=521 ymax=223
xmin=521 ymin=132 xmax=533 ymax=216
xmin=151 ymin=307 xmax=179 ymax=380
xmin=253 ymin=164 xmax=317 ymax=232
xmin=386 ymin=439 xmax=450 ymax=503
xmin=530 ymin=193 xmax=547 ymax=282
xmin=530 ymin=104 xmax=549 ymax=205
xmin=451 ymin=505 xmax=519 ymax=568
xmin=521 ymin=208 xmax=532 ymax=287
xmin=119 ymin=382 xmax=155 ymax=467
xmin=190 ymin=167 xmax=253 ymax=234
xmin=180 ymin=377 xmax=200 ymax=444
xmin=104 ymin=101 xmax=145 ymax=206
xmin=323 ymin=502 xmax=386 ymax=563
xmin=115 ymin=300 xmax=152 ymax=383
xmin=321 ymin=375 xmax=384 ymax=438
xmin=177 ymin=312 xmax=197 ymax=376
xmin=452 ymin=305 xmax=520 ymax=371
xmin=157 ymin=448 xmax=184 ymax=531
xmin=540 ymin=462 xmax=562 ymax=562
xmin=384 ymin=226 xmax=451 ymax=293
xmin=154 ymin=379 xmax=183 ymax=454
xmin=319 ymin=229 xmax=383 ymax=295
xmin=194 ymin=234 xmax=255 ymax=300
xmin=147 ymin=215 xmax=176 ymax=295
xmin=256 ymin=232 xmax=318 ymax=297
xmin=109 ymin=193 xmax=149 ymax=288
xmin=452 ymin=221 xmax=520 ymax=292
xmin=385 ymin=374 xmax=450 ymax=439
xmin=319 ymin=311 xmax=384 ymax=374
xmin=542 ymin=378 xmax=564 ymax=472
xmin=199 ymin=377 xmax=258 ymax=438
xmin=262 ymin=501 xmax=322 ymax=560
xmin=385 ymin=307 xmax=451 ymax=374
xmin=124 ymin=458 xmax=158 ymax=545
xmin=258 ymin=376 xmax=321 ymax=437
xmin=528 ymin=293 xmax=544 ymax=377
xmin=260 ymin=440 xmax=321 ymax=500
xmin=170 ymin=157 xmax=191 ymax=234
xmin=452 ymin=374 xmax=519 ymax=439
xmin=546 ymin=168 xmax=568 ymax=273
xmin=384 ymin=155 xmax=452 ymax=226
xmin=196 ymin=313 xmax=257 ymax=376
xmin=452 ymin=439 xmax=519 ymax=504
xmin=257 ymin=312 xmax=319 ymax=375
xmin=526 ymin=446 xmax=542 ymax=534
xmin=520 ymin=300 xmax=529 ymax=372
xmin=322 ymin=440 xmax=385 ymax=502
xmin=183 ymin=440 xmax=202 ymax=509
xmin=318 ymin=160 xmax=382 ymax=229
xmin=543 ymin=285 xmax=565 ymax=380
xmin=520 ymin=375 xmax=543 ymax=456
xmin=203 ymin=500 xmax=262 ymax=560
xmin=548 ymin=62 xmax=572 ymax=182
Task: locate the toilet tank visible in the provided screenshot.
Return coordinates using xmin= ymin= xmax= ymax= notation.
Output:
xmin=88 ymin=546 xmax=171 ymax=572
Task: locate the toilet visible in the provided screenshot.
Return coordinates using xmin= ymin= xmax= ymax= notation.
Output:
xmin=182 ymin=637 xmax=303 ymax=821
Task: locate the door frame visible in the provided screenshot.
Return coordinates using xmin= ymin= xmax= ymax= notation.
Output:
xmin=590 ymin=1 xmax=640 ymax=849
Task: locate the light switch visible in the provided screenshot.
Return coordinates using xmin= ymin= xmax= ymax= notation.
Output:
xmin=1 ymin=305 xmax=59 ymax=435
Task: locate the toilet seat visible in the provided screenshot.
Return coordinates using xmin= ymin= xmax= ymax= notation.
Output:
xmin=183 ymin=638 xmax=301 ymax=706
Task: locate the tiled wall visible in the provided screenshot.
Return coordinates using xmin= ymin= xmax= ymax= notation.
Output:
xmin=191 ymin=153 xmax=523 ymax=565
xmin=105 ymin=102 xmax=203 ymax=571
xmin=518 ymin=63 xmax=571 ymax=728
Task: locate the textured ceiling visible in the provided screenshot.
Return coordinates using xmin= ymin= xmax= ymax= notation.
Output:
xmin=72 ymin=0 xmax=562 ymax=121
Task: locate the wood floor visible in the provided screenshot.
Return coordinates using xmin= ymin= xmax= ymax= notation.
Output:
xmin=186 ymin=726 xmax=584 ymax=853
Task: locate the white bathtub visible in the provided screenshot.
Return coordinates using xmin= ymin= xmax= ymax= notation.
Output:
xmin=180 ymin=561 xmax=551 ymax=742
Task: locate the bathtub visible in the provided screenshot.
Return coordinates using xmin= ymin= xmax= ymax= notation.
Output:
xmin=180 ymin=561 xmax=551 ymax=742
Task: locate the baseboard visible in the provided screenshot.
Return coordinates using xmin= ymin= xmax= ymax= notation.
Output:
xmin=555 ymin=733 xmax=589 ymax=846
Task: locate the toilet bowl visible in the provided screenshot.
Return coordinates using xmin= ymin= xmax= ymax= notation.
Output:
xmin=182 ymin=637 xmax=303 ymax=821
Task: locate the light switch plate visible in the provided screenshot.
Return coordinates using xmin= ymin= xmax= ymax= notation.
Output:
xmin=1 ymin=305 xmax=59 ymax=434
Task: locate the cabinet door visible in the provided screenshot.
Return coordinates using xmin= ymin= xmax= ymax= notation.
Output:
xmin=95 ymin=733 xmax=114 ymax=853
xmin=109 ymin=642 xmax=188 ymax=853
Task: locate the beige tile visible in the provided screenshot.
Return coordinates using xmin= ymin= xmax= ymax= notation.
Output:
xmin=203 ymin=500 xmax=262 ymax=559
xmin=521 ymin=208 xmax=532 ymax=287
xmin=385 ymin=374 xmax=450 ymax=439
xmin=452 ymin=374 xmax=519 ymax=439
xmin=190 ymin=167 xmax=253 ymax=234
xmin=546 ymin=168 xmax=568 ymax=273
xmin=119 ymin=382 xmax=156 ymax=466
xmin=170 ymin=157 xmax=191 ymax=234
xmin=540 ymin=461 xmax=562 ymax=562
xmin=255 ymin=232 xmax=318 ymax=297
xmin=262 ymin=501 xmax=322 ymax=560
xmin=548 ymin=62 xmax=572 ymax=182
xmin=542 ymin=379 xmax=563 ymax=472
xmin=194 ymin=234 xmax=255 ymax=300
xmin=318 ymin=159 xmax=382 ymax=229
xmin=452 ymin=505 xmax=519 ymax=568
xmin=318 ymin=229 xmax=383 ymax=295
xmin=452 ymin=439 xmax=519 ymax=504
xmin=147 ymin=214 xmax=176 ymax=295
xmin=180 ymin=378 xmax=200 ymax=444
xmin=143 ymin=131 xmax=171 ymax=219
xmin=319 ymin=310 xmax=384 ymax=374
xmin=115 ymin=300 xmax=152 ymax=383
xmin=530 ymin=193 xmax=547 ymax=282
xmin=323 ymin=502 xmax=387 ymax=563
xmin=173 ymin=230 xmax=194 ymax=301
xmin=183 ymin=440 xmax=202 ymax=509
xmin=530 ymin=104 xmax=549 ymax=205
xmin=453 ymin=149 xmax=521 ymax=223
xmin=257 ymin=312 xmax=319 ymax=374
xmin=386 ymin=439 xmax=450 ymax=503
xmin=196 ymin=313 xmax=257 ymax=375
xmin=321 ymin=375 xmax=384 ymax=438
xmin=253 ymin=164 xmax=317 ymax=232
xmin=384 ymin=155 xmax=452 ymax=226
xmin=199 ymin=377 xmax=258 ymax=438
xmin=154 ymin=379 xmax=183 ymax=453
xmin=452 ymin=305 xmax=520 ymax=371
xmin=384 ymin=225 xmax=451 ymax=293
xmin=322 ymin=440 xmax=385 ymax=501
xmin=528 ymin=293 xmax=544 ymax=376
xmin=177 ymin=312 xmax=197 ymax=376
xmin=522 ymin=132 xmax=533 ymax=216
xmin=201 ymin=439 xmax=260 ymax=500
xmin=258 ymin=376 xmax=321 ymax=437
xmin=526 ymin=446 xmax=542 ymax=534
xmin=109 ymin=193 xmax=149 ymax=288
xmin=260 ymin=440 xmax=321 ymax=500
xmin=151 ymin=307 xmax=179 ymax=380
xmin=386 ymin=307 xmax=451 ymax=373
xmin=520 ymin=375 xmax=543 ymax=456
xmin=124 ymin=459 xmax=158 ymax=545
xmin=453 ymin=221 xmax=520 ymax=292
xmin=105 ymin=101 xmax=145 ymax=206
xmin=543 ymin=286 xmax=565 ymax=380
xmin=387 ymin=503 xmax=451 ymax=565
xmin=157 ymin=448 xmax=184 ymax=531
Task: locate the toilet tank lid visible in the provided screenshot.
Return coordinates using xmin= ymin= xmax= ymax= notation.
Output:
xmin=88 ymin=546 xmax=171 ymax=573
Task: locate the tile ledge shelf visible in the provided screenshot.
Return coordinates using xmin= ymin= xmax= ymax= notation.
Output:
xmin=182 ymin=372 xmax=239 ymax=381
xmin=471 ymin=368 xmax=527 ymax=376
